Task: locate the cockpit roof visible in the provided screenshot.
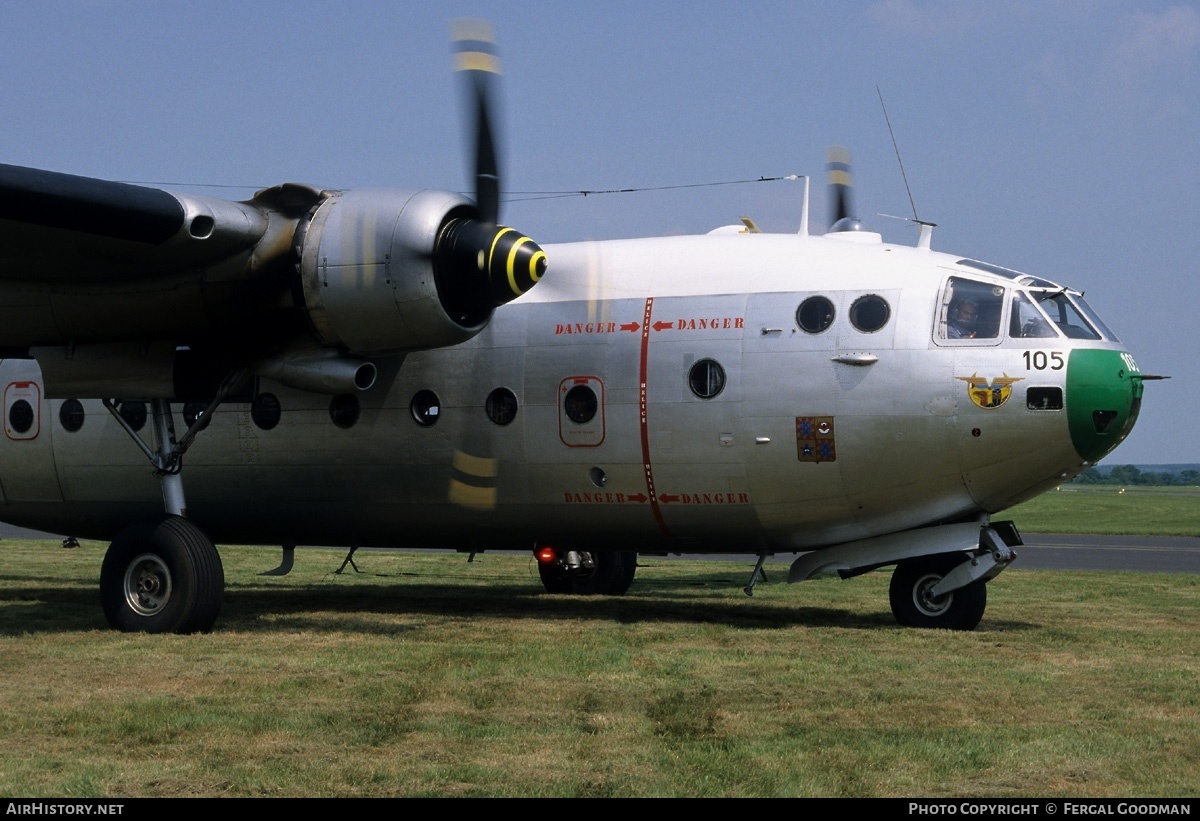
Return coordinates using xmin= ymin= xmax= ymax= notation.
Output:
xmin=956 ymin=258 xmax=1074 ymax=293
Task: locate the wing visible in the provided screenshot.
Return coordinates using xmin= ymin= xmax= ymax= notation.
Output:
xmin=0 ymin=24 xmax=545 ymax=399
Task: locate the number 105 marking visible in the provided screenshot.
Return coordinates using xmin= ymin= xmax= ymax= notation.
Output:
xmin=1023 ymin=350 xmax=1064 ymax=370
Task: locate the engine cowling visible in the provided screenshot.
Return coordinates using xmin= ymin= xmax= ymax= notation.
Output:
xmin=296 ymin=188 xmax=546 ymax=357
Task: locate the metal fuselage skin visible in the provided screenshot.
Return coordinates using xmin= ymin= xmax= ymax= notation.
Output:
xmin=0 ymin=229 xmax=1140 ymax=556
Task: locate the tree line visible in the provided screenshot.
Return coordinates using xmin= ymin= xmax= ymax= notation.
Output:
xmin=1071 ymin=465 xmax=1200 ymax=486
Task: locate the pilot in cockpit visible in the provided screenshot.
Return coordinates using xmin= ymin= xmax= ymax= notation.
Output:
xmin=947 ymin=298 xmax=980 ymax=339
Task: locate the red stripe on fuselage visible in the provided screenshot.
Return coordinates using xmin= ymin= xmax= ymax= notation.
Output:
xmin=639 ymin=297 xmax=671 ymax=536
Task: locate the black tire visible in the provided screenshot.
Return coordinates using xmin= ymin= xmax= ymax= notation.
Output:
xmin=537 ymin=558 xmax=574 ymax=594
xmin=100 ymin=515 xmax=224 ymax=634
xmin=537 ymin=550 xmax=638 ymax=595
xmin=889 ymin=552 xmax=986 ymax=631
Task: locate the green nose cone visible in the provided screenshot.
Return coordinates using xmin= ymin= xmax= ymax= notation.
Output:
xmin=1066 ymin=349 xmax=1143 ymax=463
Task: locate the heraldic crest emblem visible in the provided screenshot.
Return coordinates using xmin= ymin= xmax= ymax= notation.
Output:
xmin=956 ymin=373 xmax=1024 ymax=409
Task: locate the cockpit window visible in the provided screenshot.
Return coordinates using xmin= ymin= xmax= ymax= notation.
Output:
xmin=1009 ymin=291 xmax=1059 ymax=338
xmin=955 ymin=259 xmax=1024 ymax=279
xmin=958 ymin=260 xmax=1117 ymax=342
xmin=939 ymin=277 xmax=1004 ymax=340
xmin=1071 ymin=294 xmax=1119 ymax=342
xmin=1028 ymin=289 xmax=1102 ymax=340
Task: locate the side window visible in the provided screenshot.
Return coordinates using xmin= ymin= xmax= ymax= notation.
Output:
xmin=329 ymin=394 xmax=360 ymax=429
xmin=411 ymin=390 xmax=441 ymax=427
xmin=796 ymin=296 xmax=835 ymax=334
xmin=849 ymin=294 xmax=890 ymax=333
xmin=563 ymin=385 xmax=598 ymax=423
xmin=183 ymin=402 xmax=211 ymax=431
xmin=939 ymin=277 xmax=1004 ymax=341
xmin=8 ymin=400 xmax=34 ymax=435
xmin=117 ymin=400 xmax=147 ymax=432
xmin=4 ymin=382 xmax=41 ymax=440
xmin=251 ymin=393 xmax=282 ymax=430
xmin=59 ymin=399 xmax=85 ymax=432
xmin=687 ymin=359 xmax=726 ymax=399
xmin=485 ymin=388 xmax=518 ymax=426
xmin=559 ymin=376 xmax=605 ymax=447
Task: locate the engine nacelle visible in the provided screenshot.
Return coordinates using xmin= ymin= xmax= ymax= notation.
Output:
xmin=296 ymin=188 xmax=545 ymax=357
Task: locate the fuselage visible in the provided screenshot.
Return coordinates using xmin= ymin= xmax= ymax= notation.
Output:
xmin=0 ymin=228 xmax=1141 ymax=554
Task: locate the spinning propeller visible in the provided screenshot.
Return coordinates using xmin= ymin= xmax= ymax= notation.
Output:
xmin=436 ymin=20 xmax=546 ymax=326
xmin=825 ymin=145 xmax=863 ymax=233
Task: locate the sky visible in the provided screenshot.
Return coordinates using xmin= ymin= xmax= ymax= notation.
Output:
xmin=0 ymin=1 xmax=1195 ymax=466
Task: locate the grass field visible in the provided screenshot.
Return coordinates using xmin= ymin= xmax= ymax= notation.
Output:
xmin=1 ymin=534 xmax=1198 ymax=798
xmin=1006 ymin=485 xmax=1200 ymax=537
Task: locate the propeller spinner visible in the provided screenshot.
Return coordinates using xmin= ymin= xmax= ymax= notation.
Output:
xmin=435 ymin=20 xmax=546 ymax=327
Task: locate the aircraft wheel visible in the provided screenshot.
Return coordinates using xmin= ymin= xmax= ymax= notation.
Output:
xmin=537 ymin=558 xmax=574 ymax=594
xmin=100 ymin=515 xmax=224 ymax=634
xmin=889 ymin=552 xmax=986 ymax=631
xmin=537 ymin=550 xmax=637 ymax=595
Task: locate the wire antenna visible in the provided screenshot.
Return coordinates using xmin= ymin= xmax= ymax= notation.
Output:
xmin=877 ymin=85 xmax=920 ymax=223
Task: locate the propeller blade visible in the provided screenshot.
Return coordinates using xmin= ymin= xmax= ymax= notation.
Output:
xmin=452 ymin=18 xmax=502 ymax=227
xmin=434 ymin=20 xmax=546 ymax=327
xmin=826 ymin=145 xmax=857 ymax=231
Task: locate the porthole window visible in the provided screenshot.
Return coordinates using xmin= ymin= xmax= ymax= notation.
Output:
xmin=486 ymin=387 xmax=518 ymax=426
xmin=8 ymin=400 xmax=34 ymax=434
xmin=796 ymin=296 xmax=835 ymax=333
xmin=59 ymin=399 xmax=85 ymax=432
xmin=563 ymin=385 xmax=598 ymax=424
xmin=251 ymin=393 xmax=281 ymax=430
xmin=411 ymin=390 xmax=441 ymax=427
xmin=329 ymin=394 xmax=360 ymax=429
xmin=183 ymin=401 xmax=210 ymax=431
xmin=117 ymin=400 xmax=147 ymax=432
xmin=687 ymin=358 xmax=726 ymax=399
xmin=849 ymin=294 xmax=891 ymax=333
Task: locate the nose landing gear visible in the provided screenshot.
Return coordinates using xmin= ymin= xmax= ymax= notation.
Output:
xmin=888 ymin=552 xmax=988 ymax=631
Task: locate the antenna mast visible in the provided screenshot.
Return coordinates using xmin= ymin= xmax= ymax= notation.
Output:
xmin=877 ymin=85 xmax=935 ymax=249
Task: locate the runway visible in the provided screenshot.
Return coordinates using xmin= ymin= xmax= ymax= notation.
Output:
xmin=1 ymin=523 xmax=1197 ymax=574
xmin=1005 ymin=533 xmax=1200 ymax=574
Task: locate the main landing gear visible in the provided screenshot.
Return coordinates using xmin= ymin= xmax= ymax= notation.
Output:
xmin=100 ymin=514 xmax=223 ymax=634
xmin=534 ymin=547 xmax=638 ymax=595
xmin=99 ymin=376 xmax=242 ymax=633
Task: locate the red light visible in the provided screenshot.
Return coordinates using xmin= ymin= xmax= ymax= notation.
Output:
xmin=535 ymin=546 xmax=557 ymax=564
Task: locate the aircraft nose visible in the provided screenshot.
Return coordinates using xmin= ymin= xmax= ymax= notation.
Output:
xmin=1065 ymin=349 xmax=1143 ymax=463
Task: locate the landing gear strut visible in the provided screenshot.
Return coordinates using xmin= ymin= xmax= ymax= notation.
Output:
xmin=98 ymin=374 xmax=243 ymax=633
